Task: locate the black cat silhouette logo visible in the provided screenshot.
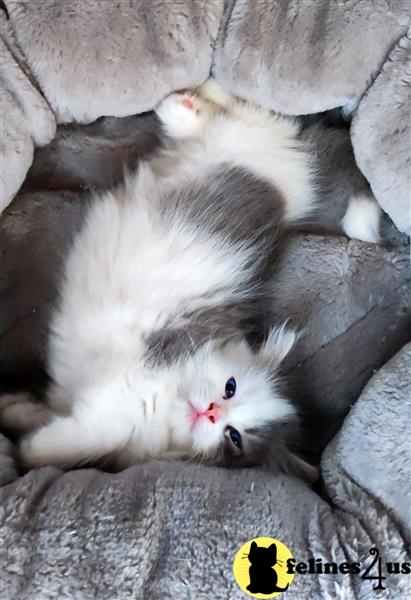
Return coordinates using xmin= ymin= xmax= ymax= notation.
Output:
xmin=233 ymin=537 xmax=295 ymax=598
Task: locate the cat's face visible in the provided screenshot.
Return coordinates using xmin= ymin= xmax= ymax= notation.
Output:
xmin=248 ymin=541 xmax=277 ymax=566
xmin=176 ymin=326 xmax=298 ymax=464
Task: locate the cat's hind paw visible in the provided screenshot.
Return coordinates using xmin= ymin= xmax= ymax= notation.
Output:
xmin=155 ymin=91 xmax=206 ymax=138
xmin=342 ymin=193 xmax=381 ymax=243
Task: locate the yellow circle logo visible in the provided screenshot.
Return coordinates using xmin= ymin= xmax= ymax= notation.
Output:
xmin=233 ymin=537 xmax=295 ymax=598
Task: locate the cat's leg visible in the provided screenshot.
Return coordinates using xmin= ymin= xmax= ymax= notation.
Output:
xmin=342 ymin=192 xmax=381 ymax=243
xmin=196 ymin=78 xmax=233 ymax=110
xmin=155 ymin=90 xmax=212 ymax=138
xmin=299 ymin=120 xmax=382 ymax=241
xmin=0 ymin=392 xmax=52 ymax=432
xmin=19 ymin=410 xmax=129 ymax=469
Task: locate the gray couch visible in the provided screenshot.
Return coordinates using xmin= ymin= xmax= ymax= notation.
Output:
xmin=1 ymin=1 xmax=410 ymax=598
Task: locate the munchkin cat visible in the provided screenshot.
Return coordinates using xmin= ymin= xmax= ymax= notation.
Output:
xmin=0 ymin=80 xmax=379 ymax=481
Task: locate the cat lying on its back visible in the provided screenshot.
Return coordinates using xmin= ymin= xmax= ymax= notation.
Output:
xmin=0 ymin=80 xmax=380 ymax=480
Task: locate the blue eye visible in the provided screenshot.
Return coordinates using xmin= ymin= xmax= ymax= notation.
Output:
xmin=224 ymin=377 xmax=236 ymax=399
xmin=230 ymin=429 xmax=242 ymax=449
xmin=227 ymin=427 xmax=243 ymax=450
xmin=224 ymin=426 xmax=242 ymax=455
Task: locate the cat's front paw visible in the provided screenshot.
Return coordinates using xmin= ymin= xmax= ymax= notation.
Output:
xmin=155 ymin=91 xmax=207 ymax=138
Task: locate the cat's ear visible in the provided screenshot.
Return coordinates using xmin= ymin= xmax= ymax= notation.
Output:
xmin=250 ymin=541 xmax=258 ymax=551
xmin=268 ymin=544 xmax=277 ymax=553
xmin=258 ymin=323 xmax=299 ymax=366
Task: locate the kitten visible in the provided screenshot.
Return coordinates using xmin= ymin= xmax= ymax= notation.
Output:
xmin=1 ymin=81 xmax=347 ymax=481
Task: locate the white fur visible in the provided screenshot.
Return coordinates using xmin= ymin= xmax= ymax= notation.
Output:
xmin=197 ymin=78 xmax=234 ymax=109
xmin=20 ymin=326 xmax=296 ymax=468
xmin=342 ymin=193 xmax=381 ymax=243
xmin=16 ymin=83 xmax=307 ymax=469
xmin=155 ymin=80 xmax=316 ymax=222
xmin=154 ymin=91 xmax=212 ymax=138
xmin=259 ymin=323 xmax=299 ymax=364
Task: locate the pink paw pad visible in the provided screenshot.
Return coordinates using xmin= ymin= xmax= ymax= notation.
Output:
xmin=182 ymin=98 xmax=194 ymax=110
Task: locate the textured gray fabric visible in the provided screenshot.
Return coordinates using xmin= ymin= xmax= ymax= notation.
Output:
xmin=322 ymin=343 xmax=411 ymax=546
xmin=1 ymin=344 xmax=410 ymax=599
xmin=271 ymin=235 xmax=411 ymax=423
xmin=0 ymin=0 xmax=221 ymax=212
xmin=213 ymin=0 xmax=410 ymax=115
xmin=1 ymin=0 xmax=410 ymax=231
xmin=4 ymin=0 xmax=222 ymax=123
xmin=0 ymin=12 xmax=56 ymax=212
xmin=351 ymin=27 xmax=411 ymax=235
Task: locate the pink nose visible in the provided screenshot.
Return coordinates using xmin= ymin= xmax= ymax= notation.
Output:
xmin=204 ymin=402 xmax=221 ymax=424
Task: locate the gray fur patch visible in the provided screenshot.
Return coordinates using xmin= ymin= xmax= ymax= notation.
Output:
xmin=144 ymin=295 xmax=274 ymax=367
xmin=161 ymin=163 xmax=285 ymax=255
xmin=145 ymin=165 xmax=286 ymax=366
xmin=298 ymin=117 xmax=373 ymax=234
